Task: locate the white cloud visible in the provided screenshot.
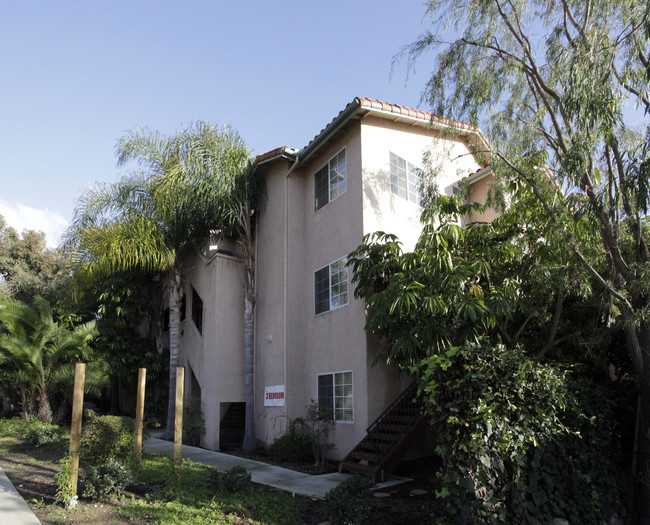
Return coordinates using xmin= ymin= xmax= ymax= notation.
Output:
xmin=0 ymin=199 xmax=69 ymax=249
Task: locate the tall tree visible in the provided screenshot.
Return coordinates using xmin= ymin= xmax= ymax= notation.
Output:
xmin=349 ymin=191 xmax=629 ymax=522
xmin=66 ymin=123 xmax=255 ymax=443
xmin=401 ymin=0 xmax=649 ymax=519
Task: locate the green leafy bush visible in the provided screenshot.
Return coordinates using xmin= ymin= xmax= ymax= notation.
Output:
xmin=0 ymin=416 xmax=49 ymax=437
xmin=80 ymin=410 xmax=139 ymax=466
xmin=55 ymin=455 xmax=75 ymax=505
xmin=81 ymin=458 xmax=134 ymax=501
xmin=268 ymin=418 xmax=313 ymax=463
xmin=324 ymin=474 xmax=373 ymax=525
xmin=268 ymin=407 xmax=333 ymax=466
xmin=210 ymin=466 xmax=251 ymax=492
xmin=183 ymin=395 xmax=204 ymax=446
xmin=26 ymin=423 xmax=61 ymax=447
xmin=416 ymin=343 xmax=627 ymax=524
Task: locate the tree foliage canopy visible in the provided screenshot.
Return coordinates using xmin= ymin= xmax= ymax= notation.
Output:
xmin=66 ymin=121 xmax=255 ymax=440
xmin=348 ymin=1 xmax=650 ymax=520
xmin=0 ymin=295 xmax=103 ymax=422
xmin=0 ymin=215 xmax=70 ymax=306
xmin=67 ymin=122 xmax=252 ymax=277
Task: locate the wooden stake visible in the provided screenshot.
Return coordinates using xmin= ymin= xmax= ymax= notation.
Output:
xmin=173 ymin=366 xmax=184 ymax=465
xmin=69 ymin=363 xmax=85 ymax=498
xmin=134 ymin=368 xmax=147 ymax=467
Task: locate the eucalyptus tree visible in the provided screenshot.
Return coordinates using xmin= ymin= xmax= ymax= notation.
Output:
xmin=67 ymin=123 xmax=255 ymax=443
xmin=400 ymin=0 xmax=650 ymax=519
xmin=0 ymin=296 xmax=100 ymax=423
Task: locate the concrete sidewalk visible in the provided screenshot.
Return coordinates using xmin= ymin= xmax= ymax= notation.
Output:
xmin=143 ymin=436 xmax=409 ymax=499
xmin=0 ymin=465 xmax=41 ymax=524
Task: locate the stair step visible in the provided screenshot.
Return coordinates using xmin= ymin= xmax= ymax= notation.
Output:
xmin=350 ymin=450 xmax=380 ymax=462
xmin=374 ymin=423 xmax=409 ymax=433
xmin=340 ymin=461 xmax=376 ymax=474
xmin=368 ymin=432 xmax=403 ymax=443
xmin=357 ymin=441 xmax=379 ymax=451
xmin=383 ymin=415 xmax=419 ymax=424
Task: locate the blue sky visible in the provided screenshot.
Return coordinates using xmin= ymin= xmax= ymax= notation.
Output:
xmin=0 ymin=1 xmax=433 ymax=247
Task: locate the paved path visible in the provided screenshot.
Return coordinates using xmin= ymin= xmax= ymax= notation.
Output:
xmin=0 ymin=465 xmax=41 ymax=524
xmin=144 ymin=437 xmax=410 ymax=499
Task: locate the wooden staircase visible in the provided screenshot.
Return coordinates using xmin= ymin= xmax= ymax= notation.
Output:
xmin=339 ymin=382 xmax=428 ymax=482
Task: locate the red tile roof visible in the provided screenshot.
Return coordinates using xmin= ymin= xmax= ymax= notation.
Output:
xmin=356 ymin=97 xmax=489 ymax=146
xmin=254 ymin=97 xmax=490 ymax=167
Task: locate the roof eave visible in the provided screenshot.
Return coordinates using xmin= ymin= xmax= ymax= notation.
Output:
xmin=295 ymin=99 xmax=363 ymax=166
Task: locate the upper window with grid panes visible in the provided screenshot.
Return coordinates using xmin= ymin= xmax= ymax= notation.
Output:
xmin=314 ymin=149 xmax=347 ymax=211
xmin=390 ymin=152 xmax=422 ymax=205
xmin=314 ymin=257 xmax=348 ymax=315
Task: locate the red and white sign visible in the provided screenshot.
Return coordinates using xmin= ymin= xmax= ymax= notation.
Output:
xmin=264 ymin=385 xmax=285 ymax=407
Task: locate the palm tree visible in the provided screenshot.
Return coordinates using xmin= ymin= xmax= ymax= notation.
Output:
xmin=67 ymin=123 xmax=255 ymax=442
xmin=0 ymin=296 xmax=100 ymax=422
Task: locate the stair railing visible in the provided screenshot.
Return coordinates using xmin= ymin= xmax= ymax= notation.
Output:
xmin=366 ymin=382 xmax=421 ymax=466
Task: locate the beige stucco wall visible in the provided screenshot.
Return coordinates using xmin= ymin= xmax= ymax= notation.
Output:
xmin=255 ymin=123 xmax=373 ymax=458
xmin=359 ymin=116 xmax=484 ymax=251
xmin=179 ymin=110 xmax=494 ymax=460
xmin=254 ymin=160 xmax=293 ymax=444
xmin=253 ymin=117 xmax=490 ymax=460
xmin=468 ymin=175 xmax=499 ymax=223
xmin=181 ymin=250 xmax=245 ymax=450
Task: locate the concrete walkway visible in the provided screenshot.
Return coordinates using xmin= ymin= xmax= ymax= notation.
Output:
xmin=0 ymin=465 xmax=41 ymax=524
xmin=143 ymin=436 xmax=409 ymax=500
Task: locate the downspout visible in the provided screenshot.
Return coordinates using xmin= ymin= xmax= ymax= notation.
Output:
xmin=284 ymin=156 xmax=299 ymax=422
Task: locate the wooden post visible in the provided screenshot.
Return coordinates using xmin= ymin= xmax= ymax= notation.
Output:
xmin=69 ymin=363 xmax=85 ymax=500
xmin=133 ymin=367 xmax=147 ymax=467
xmin=173 ymin=366 xmax=184 ymax=466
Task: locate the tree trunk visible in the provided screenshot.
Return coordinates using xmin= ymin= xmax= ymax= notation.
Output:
xmin=0 ymin=383 xmax=12 ymax=413
xmin=624 ymin=321 xmax=650 ymax=524
xmin=632 ymin=381 xmax=650 ymax=524
xmin=37 ymin=391 xmax=53 ymax=424
xmin=164 ymin=267 xmax=183 ymax=440
xmin=242 ymin=252 xmax=256 ymax=450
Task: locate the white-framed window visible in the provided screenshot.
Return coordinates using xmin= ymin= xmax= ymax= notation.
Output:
xmin=314 ymin=257 xmax=348 ymax=315
xmin=314 ymin=148 xmax=347 ymax=211
xmin=318 ymin=371 xmax=353 ymax=422
xmin=390 ymin=151 xmax=422 ymax=204
xmin=452 ymin=182 xmax=468 ymax=202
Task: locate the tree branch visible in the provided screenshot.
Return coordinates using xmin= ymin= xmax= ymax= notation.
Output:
xmin=536 ymin=282 xmax=565 ymax=359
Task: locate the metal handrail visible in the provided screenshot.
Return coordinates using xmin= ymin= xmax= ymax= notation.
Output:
xmin=366 ymin=382 xmax=422 ymax=465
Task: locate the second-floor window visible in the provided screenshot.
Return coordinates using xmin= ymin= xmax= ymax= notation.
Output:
xmin=314 ymin=148 xmax=347 ymax=211
xmin=191 ymin=287 xmax=203 ymax=335
xmin=390 ymin=151 xmax=422 ymax=204
xmin=314 ymin=257 xmax=348 ymax=314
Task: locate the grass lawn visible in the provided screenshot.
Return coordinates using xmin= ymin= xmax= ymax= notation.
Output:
xmin=0 ymin=417 xmax=318 ymax=524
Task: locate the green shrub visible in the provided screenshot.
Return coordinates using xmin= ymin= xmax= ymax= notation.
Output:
xmin=268 ymin=419 xmax=313 ymax=463
xmin=416 ymin=343 xmax=627 ymax=524
xmin=26 ymin=423 xmax=61 ymax=447
xmin=210 ymin=466 xmax=252 ymax=493
xmin=183 ymin=395 xmax=204 ymax=446
xmin=55 ymin=455 xmax=75 ymax=505
xmin=0 ymin=416 xmax=48 ymax=437
xmin=81 ymin=458 xmax=134 ymax=501
xmin=80 ymin=410 xmax=139 ymax=466
xmin=325 ymin=474 xmax=373 ymax=525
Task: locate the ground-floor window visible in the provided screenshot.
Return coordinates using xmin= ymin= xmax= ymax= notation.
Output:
xmin=317 ymin=371 xmax=353 ymax=422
